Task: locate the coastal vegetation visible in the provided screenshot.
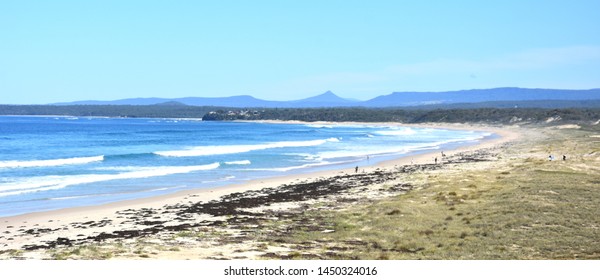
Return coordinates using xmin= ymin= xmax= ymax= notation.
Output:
xmin=0 ymin=104 xmax=220 ymax=118
xmin=203 ymin=107 xmax=600 ymax=124
xmin=1 ymin=104 xmax=600 ymax=125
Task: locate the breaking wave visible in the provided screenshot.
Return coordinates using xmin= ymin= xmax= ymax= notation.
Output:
xmin=224 ymin=160 xmax=252 ymax=165
xmin=0 ymin=163 xmax=220 ymax=197
xmin=0 ymin=156 xmax=104 ymax=169
xmin=154 ymin=138 xmax=340 ymax=157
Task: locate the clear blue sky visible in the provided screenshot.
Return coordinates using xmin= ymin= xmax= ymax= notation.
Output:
xmin=2 ymin=0 xmax=600 ymax=104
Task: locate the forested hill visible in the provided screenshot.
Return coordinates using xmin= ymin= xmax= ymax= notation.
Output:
xmin=1 ymin=104 xmax=599 ymax=125
xmin=0 ymin=104 xmax=221 ymax=118
xmin=202 ymin=108 xmax=600 ymax=125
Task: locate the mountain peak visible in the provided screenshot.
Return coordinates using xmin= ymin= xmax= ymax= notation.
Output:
xmin=295 ymin=91 xmax=352 ymax=104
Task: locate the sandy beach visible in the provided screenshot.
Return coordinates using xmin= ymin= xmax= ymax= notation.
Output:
xmin=2 ymin=120 xmax=598 ymax=260
xmin=0 ymin=121 xmax=525 ymax=259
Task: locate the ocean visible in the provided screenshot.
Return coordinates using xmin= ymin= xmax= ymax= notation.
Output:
xmin=0 ymin=116 xmax=493 ymax=217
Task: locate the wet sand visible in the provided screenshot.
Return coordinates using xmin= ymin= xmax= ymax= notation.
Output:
xmin=0 ymin=122 xmax=519 ymax=259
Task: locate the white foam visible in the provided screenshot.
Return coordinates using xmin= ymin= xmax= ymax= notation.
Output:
xmin=0 ymin=163 xmax=220 ymax=197
xmin=316 ymin=131 xmax=490 ymax=160
xmin=305 ymin=123 xmax=372 ymax=129
xmin=154 ymin=138 xmax=339 ymax=157
xmin=0 ymin=155 xmax=104 ymax=169
xmin=224 ymin=160 xmax=251 ymax=165
xmin=317 ymin=137 xmax=480 ymax=160
xmin=375 ymin=127 xmax=417 ymax=136
xmin=305 ymin=124 xmax=333 ymax=129
xmin=49 ymin=194 xmax=97 ymax=200
xmin=248 ymin=161 xmax=332 ymax=172
xmin=202 ymin=175 xmax=236 ymax=183
xmin=149 ymin=187 xmax=170 ymax=192
xmin=318 ymin=148 xmax=398 ymax=160
xmin=93 ymin=166 xmax=162 ymax=172
xmin=249 ymin=158 xmax=361 ymax=172
xmin=285 ymin=153 xmax=321 ymax=161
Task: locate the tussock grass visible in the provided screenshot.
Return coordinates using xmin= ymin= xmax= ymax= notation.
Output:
xmin=262 ymin=125 xmax=600 ymax=259
xmin=50 ymin=244 xmax=121 ymax=260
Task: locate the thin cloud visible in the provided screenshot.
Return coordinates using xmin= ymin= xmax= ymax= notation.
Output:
xmin=267 ymin=45 xmax=600 ymax=98
xmin=386 ymin=45 xmax=600 ymax=74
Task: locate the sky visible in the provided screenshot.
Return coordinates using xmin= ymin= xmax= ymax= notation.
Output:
xmin=2 ymin=0 xmax=600 ymax=104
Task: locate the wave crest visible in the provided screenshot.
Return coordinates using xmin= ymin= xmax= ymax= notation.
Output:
xmin=224 ymin=160 xmax=251 ymax=165
xmin=154 ymin=138 xmax=339 ymax=157
xmin=0 ymin=156 xmax=104 ymax=169
xmin=375 ymin=127 xmax=416 ymax=136
xmin=0 ymin=163 xmax=220 ymax=197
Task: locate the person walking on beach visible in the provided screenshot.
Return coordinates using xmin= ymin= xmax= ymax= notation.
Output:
xmin=355 ymin=166 xmax=358 ymax=173
xmin=435 ymin=157 xmax=438 ymax=164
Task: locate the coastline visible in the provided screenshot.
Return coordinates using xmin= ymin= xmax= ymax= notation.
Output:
xmin=0 ymin=121 xmax=520 ymax=256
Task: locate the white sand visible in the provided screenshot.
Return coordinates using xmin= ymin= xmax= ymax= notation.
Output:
xmin=0 ymin=122 xmax=520 ymax=252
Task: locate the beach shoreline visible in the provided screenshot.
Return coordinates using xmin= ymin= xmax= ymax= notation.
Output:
xmin=1 ymin=121 xmax=516 ymax=220
xmin=0 ymin=121 xmax=520 ymax=256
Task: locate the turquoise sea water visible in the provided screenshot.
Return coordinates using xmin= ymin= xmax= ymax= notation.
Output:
xmin=0 ymin=116 xmax=493 ymax=217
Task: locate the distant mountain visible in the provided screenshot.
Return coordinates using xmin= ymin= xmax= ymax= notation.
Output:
xmin=289 ymin=91 xmax=356 ymax=107
xmin=54 ymin=98 xmax=171 ymax=106
xmin=52 ymin=88 xmax=600 ymax=108
xmin=363 ymin=88 xmax=600 ymax=107
xmin=402 ymin=99 xmax=600 ymax=110
xmin=55 ymin=95 xmax=280 ymax=107
xmin=173 ymin=95 xmax=280 ymax=107
xmin=53 ymin=91 xmax=355 ymax=108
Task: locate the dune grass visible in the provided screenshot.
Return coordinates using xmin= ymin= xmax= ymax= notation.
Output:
xmin=262 ymin=124 xmax=600 ymax=259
